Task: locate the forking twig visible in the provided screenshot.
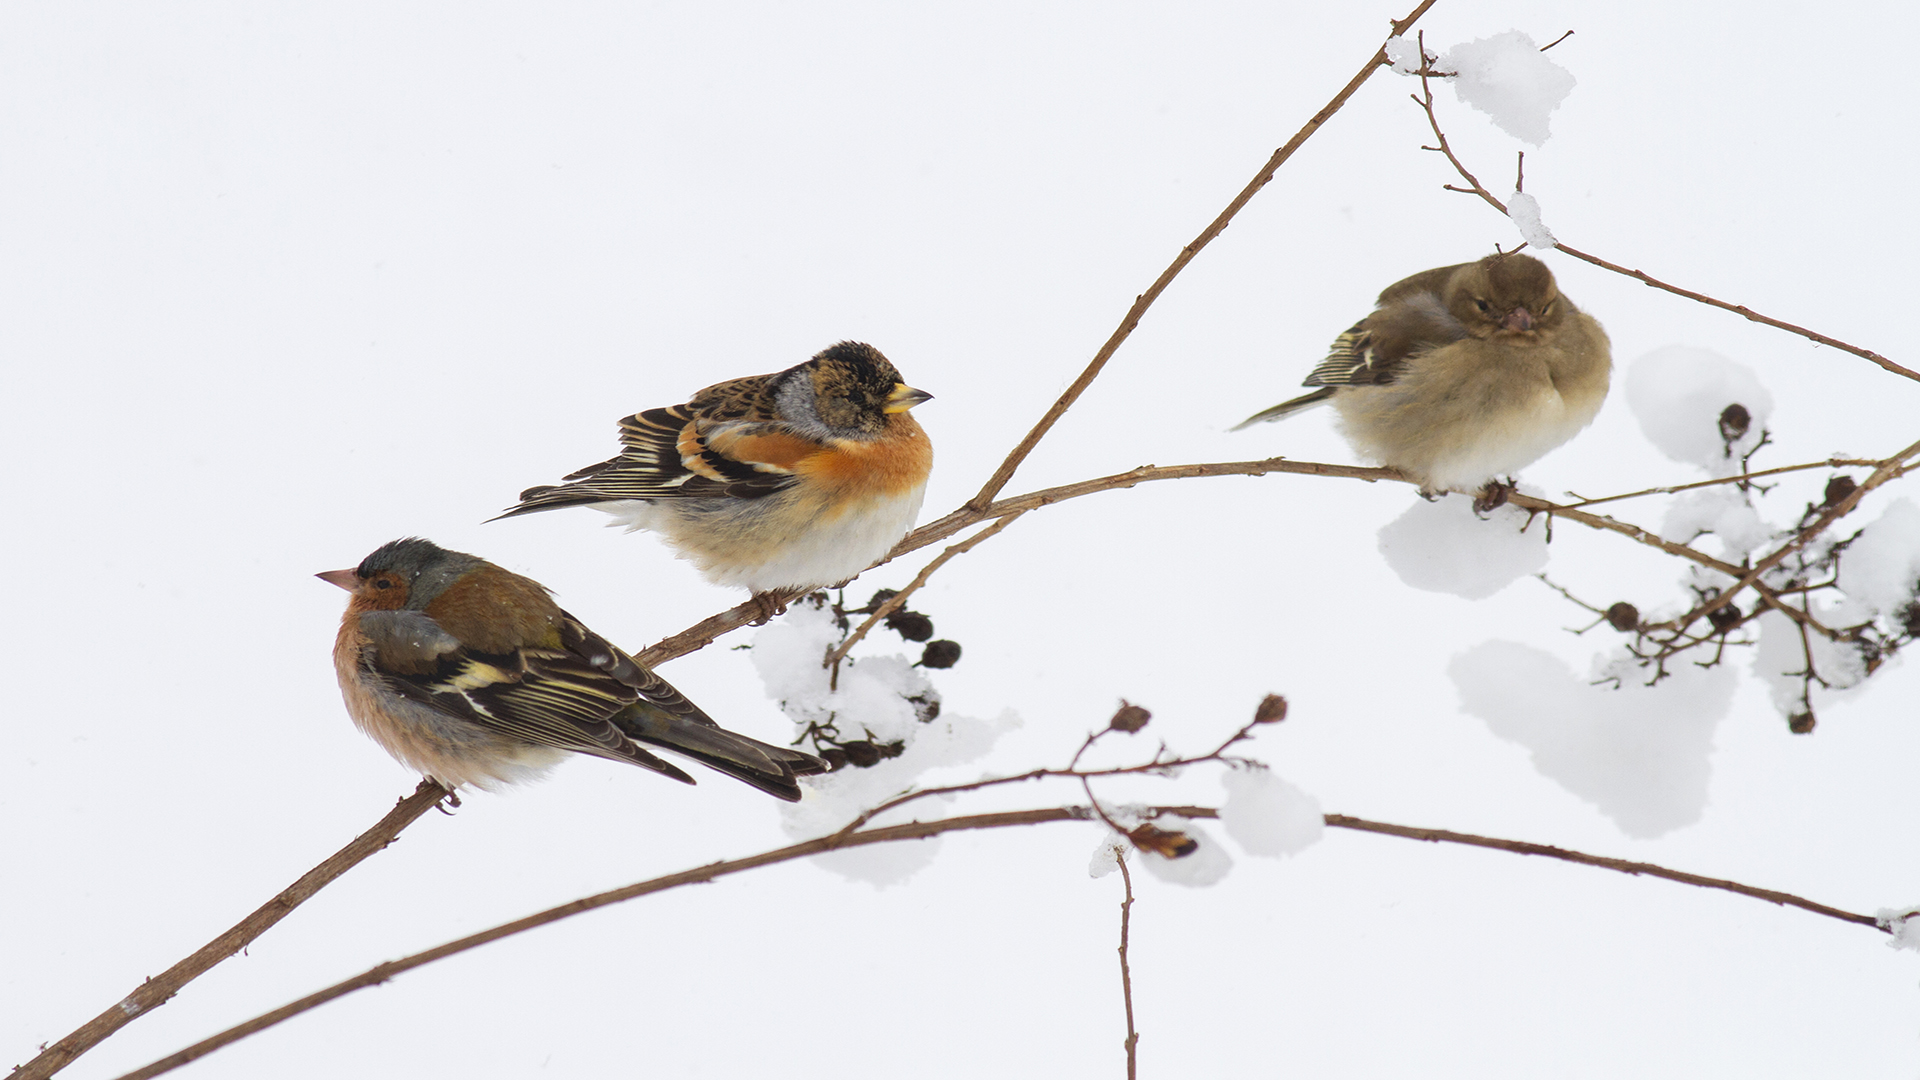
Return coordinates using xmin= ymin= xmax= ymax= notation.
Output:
xmin=1407 ymin=41 xmax=1917 ymax=382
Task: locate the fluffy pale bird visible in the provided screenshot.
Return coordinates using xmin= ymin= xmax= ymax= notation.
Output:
xmin=1236 ymin=253 xmax=1610 ymax=497
xmin=495 ymin=342 xmax=933 ymax=597
xmin=321 ymin=537 xmax=826 ymax=798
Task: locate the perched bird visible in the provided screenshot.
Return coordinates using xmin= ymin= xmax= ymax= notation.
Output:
xmin=320 ymin=537 xmax=827 ymax=798
xmin=494 ymin=342 xmax=933 ymax=597
xmin=1235 ymin=252 xmax=1611 ymax=498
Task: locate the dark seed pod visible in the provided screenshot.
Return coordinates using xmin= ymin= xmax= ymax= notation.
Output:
xmin=1823 ymin=475 xmax=1858 ymax=508
xmin=1109 ymin=701 xmax=1151 ymax=733
xmin=820 ymin=748 xmax=850 ymax=771
xmin=1707 ymin=603 xmax=1743 ymax=633
xmin=842 ymin=740 xmax=882 ymax=768
xmin=1787 ymin=711 xmax=1816 ymax=735
xmin=1252 ymin=694 xmax=1289 ymax=724
xmin=1718 ymin=403 xmax=1751 ymax=442
xmin=1605 ymin=602 xmax=1640 ymax=632
xmin=908 ymin=693 xmax=942 ymax=723
xmin=1127 ymin=823 xmax=1197 ymax=859
xmin=920 ymin=639 xmax=963 ymax=669
xmin=1901 ymin=600 xmax=1920 ymax=639
xmin=886 ymin=610 xmax=935 ymax=642
xmin=866 ymin=588 xmax=899 ymax=609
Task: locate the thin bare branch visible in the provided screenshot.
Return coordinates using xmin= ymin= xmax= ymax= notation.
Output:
xmin=636 ymin=457 xmax=1397 ymax=667
xmin=1509 ymin=492 xmax=1845 ymax=641
xmin=825 ymin=514 xmax=1023 ymax=676
xmin=1675 ymin=437 xmax=1920 ymax=634
xmin=1408 ymin=58 xmax=1917 ymax=382
xmin=1323 ymin=814 xmax=1882 ymax=928
xmin=1117 ymin=857 xmax=1140 ymax=1080
xmin=1564 ymin=457 xmax=1880 ymax=510
xmin=110 ymin=806 xmax=1104 ymax=1080
xmin=9 ymin=780 xmax=451 ymax=1080
xmin=114 ymin=802 xmax=1887 ymax=1079
xmin=1555 ymin=243 xmax=1920 ymax=382
xmin=963 ymin=0 xmax=1441 ymax=513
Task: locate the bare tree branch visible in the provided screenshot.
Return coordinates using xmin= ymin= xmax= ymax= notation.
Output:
xmin=1117 ymin=856 xmax=1140 ymax=1080
xmin=1408 ymin=50 xmax=1917 ymax=383
xmin=8 ymin=780 xmax=450 ymax=1080
xmin=1323 ymin=815 xmax=1883 ymax=928
xmin=1563 ymin=456 xmax=1881 ymax=511
xmin=963 ymin=0 xmax=1442 ymax=513
xmin=110 ymin=801 xmax=1887 ymax=1080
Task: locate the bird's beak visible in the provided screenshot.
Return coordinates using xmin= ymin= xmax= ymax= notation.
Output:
xmin=884 ymin=383 xmax=934 ymax=414
xmin=315 ymin=568 xmax=360 ymax=591
xmin=1502 ymin=307 xmax=1535 ymax=332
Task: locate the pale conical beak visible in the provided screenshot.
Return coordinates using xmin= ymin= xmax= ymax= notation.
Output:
xmin=884 ymin=383 xmax=934 ymax=414
xmin=1501 ymin=307 xmax=1535 ymax=332
xmin=316 ymin=568 xmax=360 ymax=591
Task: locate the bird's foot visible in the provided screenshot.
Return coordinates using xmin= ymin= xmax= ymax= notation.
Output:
xmin=748 ymin=591 xmax=788 ymax=625
xmin=1473 ymin=479 xmax=1515 ymax=514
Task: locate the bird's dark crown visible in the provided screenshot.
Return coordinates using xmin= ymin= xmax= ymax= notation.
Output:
xmin=775 ymin=341 xmax=909 ymax=437
xmin=356 ymin=537 xmax=485 ymax=607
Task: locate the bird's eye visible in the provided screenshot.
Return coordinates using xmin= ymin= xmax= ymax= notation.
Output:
xmin=1541 ymin=301 xmax=1555 ymax=316
xmin=372 ymin=578 xmax=393 ymax=590
xmin=1473 ymin=298 xmax=1492 ymax=313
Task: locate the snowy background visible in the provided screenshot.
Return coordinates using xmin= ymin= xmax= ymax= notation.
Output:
xmin=5 ymin=1 xmax=1919 ymax=1076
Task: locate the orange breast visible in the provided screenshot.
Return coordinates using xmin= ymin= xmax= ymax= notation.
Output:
xmin=794 ymin=413 xmax=933 ymax=498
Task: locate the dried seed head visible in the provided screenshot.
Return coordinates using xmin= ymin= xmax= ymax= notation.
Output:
xmin=1109 ymin=701 xmax=1151 ymax=733
xmin=919 ymin=639 xmax=963 ymax=669
xmin=842 ymin=740 xmax=882 ymax=768
xmin=1718 ymin=403 xmax=1751 ymax=442
xmin=1787 ymin=711 xmax=1816 ymax=735
xmin=1901 ymin=599 xmax=1920 ymax=639
xmin=820 ymin=748 xmax=850 ymax=771
xmin=886 ymin=610 xmax=935 ymax=642
xmin=1823 ymin=475 xmax=1858 ymax=508
xmin=1127 ymin=823 xmax=1198 ymax=859
xmin=1605 ymin=602 xmax=1640 ymax=632
xmin=1707 ymin=603 xmax=1743 ymax=633
xmin=1252 ymin=694 xmax=1289 ymax=724
xmin=866 ymin=588 xmax=899 ymax=609
xmin=908 ymin=692 xmax=942 ymax=723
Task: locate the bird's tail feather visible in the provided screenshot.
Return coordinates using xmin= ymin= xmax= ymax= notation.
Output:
xmin=1230 ymin=387 xmax=1336 ymax=431
xmin=612 ymin=704 xmax=829 ymax=802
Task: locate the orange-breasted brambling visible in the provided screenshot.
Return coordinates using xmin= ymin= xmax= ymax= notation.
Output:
xmin=1235 ymin=253 xmax=1611 ymax=496
xmin=494 ymin=342 xmax=933 ymax=595
xmin=320 ymin=537 xmax=826 ymax=798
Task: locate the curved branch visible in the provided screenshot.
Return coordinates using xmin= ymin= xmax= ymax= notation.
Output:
xmin=112 ymin=803 xmax=1885 ymax=1080
xmin=1324 ymin=814 xmax=1882 ymax=928
xmin=635 ymin=456 xmax=1398 ymax=667
xmin=963 ymin=0 xmax=1441 ymax=512
xmin=1410 ymin=53 xmax=1915 ymax=382
xmin=9 ymin=780 xmax=451 ymax=1080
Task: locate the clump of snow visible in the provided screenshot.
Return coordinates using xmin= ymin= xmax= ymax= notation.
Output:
xmin=1089 ymin=833 xmax=1128 ymax=879
xmin=1438 ymin=31 xmax=1576 ymax=145
xmin=1506 ymin=192 xmax=1557 ymax=250
xmin=1877 ymin=907 xmax=1920 ymax=952
xmin=1835 ymin=499 xmax=1920 ymax=616
xmin=1378 ymin=497 xmax=1548 ymax=599
xmin=1384 ymin=34 xmax=1429 ymax=75
xmin=1135 ymin=823 xmax=1233 ymax=888
xmin=1660 ymin=486 xmax=1775 ymax=562
xmin=1625 ymin=346 xmax=1774 ymax=472
xmin=1751 ymin=608 xmax=1869 ymax=717
xmin=1219 ymin=765 xmax=1324 ymax=857
xmin=752 ymin=598 xmax=1020 ymax=886
xmin=1450 ymin=640 xmax=1734 ymax=837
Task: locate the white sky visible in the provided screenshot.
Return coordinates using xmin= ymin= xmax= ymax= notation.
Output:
xmin=5 ymin=1 xmax=1918 ymax=1077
